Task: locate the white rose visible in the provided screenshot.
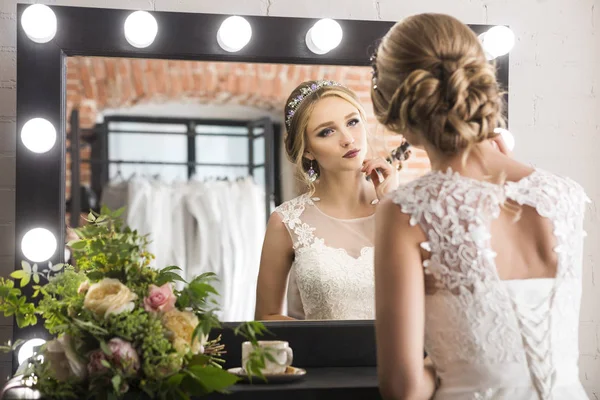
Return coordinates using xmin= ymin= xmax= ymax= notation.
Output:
xmin=44 ymin=334 xmax=87 ymax=381
xmin=83 ymin=278 xmax=137 ymax=319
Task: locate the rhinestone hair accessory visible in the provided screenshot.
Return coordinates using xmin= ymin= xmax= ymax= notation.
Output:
xmin=285 ymin=80 xmax=343 ymax=129
xmin=370 ymin=51 xmax=379 ymax=91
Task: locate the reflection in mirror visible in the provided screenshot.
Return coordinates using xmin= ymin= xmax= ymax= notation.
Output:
xmin=64 ymin=57 xmax=431 ymax=322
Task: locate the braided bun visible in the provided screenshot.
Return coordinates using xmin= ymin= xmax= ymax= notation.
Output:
xmin=372 ymin=14 xmax=505 ymax=154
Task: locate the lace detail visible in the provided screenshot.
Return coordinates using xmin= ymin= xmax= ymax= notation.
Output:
xmin=392 ymin=169 xmax=590 ymax=400
xmin=275 ymin=194 xmax=375 ymax=320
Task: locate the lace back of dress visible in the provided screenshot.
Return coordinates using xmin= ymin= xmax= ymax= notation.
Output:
xmin=392 ymin=169 xmax=590 ymax=400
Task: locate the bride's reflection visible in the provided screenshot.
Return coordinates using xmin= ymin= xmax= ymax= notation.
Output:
xmin=65 ymin=57 xmax=424 ymax=322
xmin=255 ymin=80 xmax=401 ymax=321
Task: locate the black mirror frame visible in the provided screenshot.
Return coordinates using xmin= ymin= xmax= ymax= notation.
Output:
xmin=14 ymin=3 xmax=509 ymax=371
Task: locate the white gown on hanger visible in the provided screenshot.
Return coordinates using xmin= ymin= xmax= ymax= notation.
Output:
xmin=390 ymin=168 xmax=590 ymax=400
xmin=275 ymin=193 xmax=375 ymax=320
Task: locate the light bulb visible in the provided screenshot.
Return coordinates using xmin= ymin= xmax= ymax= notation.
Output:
xmin=306 ymin=18 xmax=343 ymax=55
xmin=21 ymin=4 xmax=57 ymax=44
xmin=21 ymin=228 xmax=57 ymax=263
xmin=494 ymin=128 xmax=515 ymax=151
xmin=18 ymin=338 xmax=46 ymax=366
xmin=480 ymin=26 xmax=515 ymax=59
xmin=124 ymin=11 xmax=158 ymax=48
xmin=217 ymin=16 xmax=252 ymax=52
xmin=21 ymin=118 xmax=57 ymax=154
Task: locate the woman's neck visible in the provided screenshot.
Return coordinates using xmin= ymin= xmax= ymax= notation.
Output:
xmin=312 ymin=169 xmax=375 ymax=214
xmin=426 ymin=141 xmax=500 ymax=178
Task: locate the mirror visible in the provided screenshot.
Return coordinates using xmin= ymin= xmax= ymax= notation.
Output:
xmin=64 ymin=56 xmax=432 ymax=322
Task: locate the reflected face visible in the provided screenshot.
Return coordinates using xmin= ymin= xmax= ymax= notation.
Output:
xmin=304 ymin=96 xmax=368 ymax=173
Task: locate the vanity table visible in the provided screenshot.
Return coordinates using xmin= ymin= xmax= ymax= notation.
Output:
xmin=206 ymin=321 xmax=381 ymax=400
xmin=1 ymin=321 xmax=381 ymax=400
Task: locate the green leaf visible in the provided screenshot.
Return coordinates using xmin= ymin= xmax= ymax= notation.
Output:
xmin=49 ymin=263 xmax=66 ymax=272
xmin=111 ymin=375 xmax=121 ymax=393
xmin=187 ymin=354 xmax=211 ymax=367
xmin=68 ymin=240 xmax=87 ymax=250
xmin=32 ymin=273 xmax=40 ymax=284
xmin=186 ymin=365 xmax=239 ymax=393
xmin=112 ymin=207 xmax=125 ymax=218
xmin=101 ymin=359 xmax=112 ymax=368
xmin=86 ymin=271 xmax=104 ymax=281
xmin=160 ymin=266 xmax=183 ymax=274
xmin=9 ymin=270 xmax=25 ymax=280
xmin=167 ymin=372 xmax=185 ymax=387
xmin=156 ymin=272 xmax=186 ymax=286
xmin=20 ymin=274 xmax=30 ymax=288
xmin=100 ymin=340 xmax=111 ymax=356
xmin=73 ymin=318 xmax=109 ymax=335
xmin=21 ymin=261 xmax=32 ymax=274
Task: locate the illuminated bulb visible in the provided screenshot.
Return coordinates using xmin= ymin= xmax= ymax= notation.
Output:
xmin=18 ymin=338 xmax=46 ymax=366
xmin=124 ymin=11 xmax=158 ymax=48
xmin=21 ymin=4 xmax=57 ymax=44
xmin=306 ymin=18 xmax=343 ymax=55
xmin=21 ymin=118 xmax=57 ymax=154
xmin=480 ymin=26 xmax=515 ymax=60
xmin=494 ymin=128 xmax=515 ymax=151
xmin=21 ymin=228 xmax=57 ymax=263
xmin=217 ymin=16 xmax=252 ymax=52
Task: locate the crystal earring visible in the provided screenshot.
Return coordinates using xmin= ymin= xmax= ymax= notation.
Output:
xmin=307 ymin=160 xmax=318 ymax=183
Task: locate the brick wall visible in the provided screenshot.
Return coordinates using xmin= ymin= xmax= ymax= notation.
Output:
xmin=65 ymin=57 xmax=431 ymax=197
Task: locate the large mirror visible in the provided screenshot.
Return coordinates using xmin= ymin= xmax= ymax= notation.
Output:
xmin=64 ymin=56 xmax=432 ymax=322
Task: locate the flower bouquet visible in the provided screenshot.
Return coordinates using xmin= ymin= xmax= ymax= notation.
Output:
xmin=0 ymin=207 xmax=269 ymax=399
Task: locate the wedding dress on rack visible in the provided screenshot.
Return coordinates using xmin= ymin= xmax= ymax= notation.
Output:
xmin=99 ymin=175 xmax=267 ymax=322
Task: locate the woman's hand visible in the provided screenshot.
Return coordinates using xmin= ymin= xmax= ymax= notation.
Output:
xmin=362 ymin=157 xmax=399 ymax=200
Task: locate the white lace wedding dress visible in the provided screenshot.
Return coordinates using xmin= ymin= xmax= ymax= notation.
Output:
xmin=275 ymin=193 xmax=375 ymax=320
xmin=391 ymin=168 xmax=590 ymax=400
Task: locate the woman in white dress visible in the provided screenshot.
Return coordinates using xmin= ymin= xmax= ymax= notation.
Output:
xmin=371 ymin=13 xmax=590 ymax=400
xmin=254 ymin=80 xmax=399 ymax=321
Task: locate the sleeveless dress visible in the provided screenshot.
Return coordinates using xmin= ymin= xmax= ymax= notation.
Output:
xmin=275 ymin=193 xmax=375 ymax=320
xmin=390 ymin=168 xmax=590 ymax=400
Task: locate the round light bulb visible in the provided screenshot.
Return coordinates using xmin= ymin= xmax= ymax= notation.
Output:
xmin=21 ymin=4 xmax=57 ymax=44
xmin=481 ymin=26 xmax=515 ymax=59
xmin=21 ymin=118 xmax=57 ymax=154
xmin=494 ymin=128 xmax=515 ymax=151
xmin=306 ymin=18 xmax=343 ymax=55
xmin=21 ymin=228 xmax=57 ymax=263
xmin=124 ymin=11 xmax=158 ymax=49
xmin=217 ymin=16 xmax=252 ymax=52
xmin=18 ymin=338 xmax=46 ymax=366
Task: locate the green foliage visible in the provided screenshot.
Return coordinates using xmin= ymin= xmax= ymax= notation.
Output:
xmin=234 ymin=322 xmax=275 ymax=381
xmin=0 ymin=206 xmax=270 ymax=399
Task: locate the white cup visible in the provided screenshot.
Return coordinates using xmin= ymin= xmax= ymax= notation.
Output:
xmin=241 ymin=340 xmax=294 ymax=375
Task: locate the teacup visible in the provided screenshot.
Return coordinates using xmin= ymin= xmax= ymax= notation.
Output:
xmin=241 ymin=340 xmax=294 ymax=375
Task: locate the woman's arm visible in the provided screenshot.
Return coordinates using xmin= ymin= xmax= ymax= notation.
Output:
xmin=374 ymin=198 xmax=437 ymax=400
xmin=254 ymin=212 xmax=297 ymax=321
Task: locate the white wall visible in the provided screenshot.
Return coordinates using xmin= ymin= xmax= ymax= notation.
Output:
xmin=1 ymin=0 xmax=598 ymax=394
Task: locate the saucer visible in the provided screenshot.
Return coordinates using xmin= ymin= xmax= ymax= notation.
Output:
xmin=227 ymin=366 xmax=306 ymax=384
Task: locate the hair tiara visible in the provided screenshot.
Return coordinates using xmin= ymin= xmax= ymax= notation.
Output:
xmin=285 ymin=80 xmax=343 ymax=129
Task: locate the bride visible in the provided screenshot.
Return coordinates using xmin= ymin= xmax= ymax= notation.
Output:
xmin=254 ymin=80 xmax=398 ymax=321
xmin=372 ymin=13 xmax=590 ymax=400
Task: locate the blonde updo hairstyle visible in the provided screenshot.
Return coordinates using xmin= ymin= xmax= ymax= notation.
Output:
xmin=371 ymin=13 xmax=505 ymax=157
xmin=284 ymin=80 xmax=369 ymax=193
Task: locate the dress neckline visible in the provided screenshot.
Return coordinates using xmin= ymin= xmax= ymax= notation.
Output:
xmin=306 ymin=194 xmax=376 ymax=222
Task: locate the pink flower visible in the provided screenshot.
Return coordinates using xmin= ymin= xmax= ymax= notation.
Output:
xmin=108 ymin=338 xmax=140 ymax=375
xmin=87 ymin=349 xmax=109 ymax=376
xmin=143 ymin=283 xmax=176 ymax=314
